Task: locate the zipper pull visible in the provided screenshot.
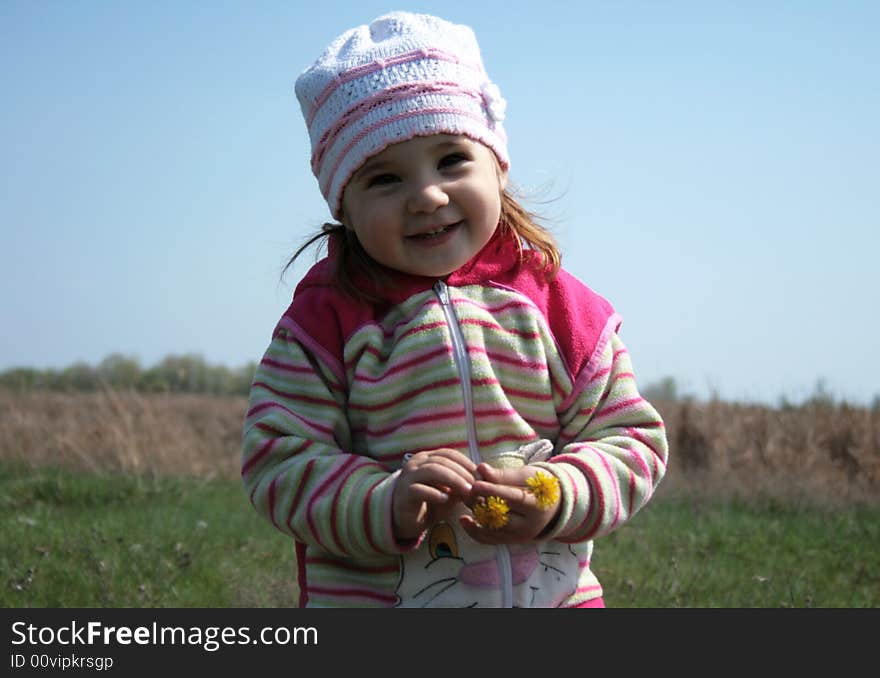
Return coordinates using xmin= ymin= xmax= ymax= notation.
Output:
xmin=434 ymin=280 xmax=449 ymax=306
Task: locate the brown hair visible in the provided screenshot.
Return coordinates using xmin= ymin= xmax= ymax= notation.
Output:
xmin=283 ymin=189 xmax=561 ymax=304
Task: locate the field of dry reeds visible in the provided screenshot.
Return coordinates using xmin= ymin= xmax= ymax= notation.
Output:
xmin=656 ymin=399 xmax=879 ymax=505
xmin=1 ymin=389 xmax=878 ymax=506
xmin=0 ymin=389 xmax=245 ymax=479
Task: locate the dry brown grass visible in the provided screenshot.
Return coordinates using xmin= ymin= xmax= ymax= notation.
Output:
xmin=1 ymin=389 xmax=878 ymax=505
xmin=0 ymin=388 xmax=245 ymax=479
xmin=654 ymin=399 xmax=880 ymax=506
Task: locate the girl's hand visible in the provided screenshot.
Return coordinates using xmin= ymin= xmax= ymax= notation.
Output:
xmin=392 ymin=448 xmax=477 ymax=541
xmin=460 ymin=464 xmax=561 ymax=544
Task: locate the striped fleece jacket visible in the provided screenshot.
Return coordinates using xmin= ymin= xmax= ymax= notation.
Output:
xmin=241 ymin=230 xmax=668 ymax=607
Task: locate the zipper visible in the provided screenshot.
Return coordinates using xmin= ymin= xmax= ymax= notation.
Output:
xmin=434 ymin=281 xmax=480 ymax=464
xmin=433 ymin=280 xmax=513 ymax=608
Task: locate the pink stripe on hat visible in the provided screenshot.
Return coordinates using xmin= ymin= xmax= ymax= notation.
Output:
xmin=310 ymin=80 xmax=484 ymax=176
xmin=305 ymin=47 xmax=472 ymax=128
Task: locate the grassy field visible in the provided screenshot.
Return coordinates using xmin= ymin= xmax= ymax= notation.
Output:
xmin=1 ymin=462 xmax=298 ymax=608
xmin=3 ymin=462 xmax=877 ymax=608
xmin=596 ymin=491 xmax=879 ymax=607
xmin=1 ymin=389 xmax=878 ymax=607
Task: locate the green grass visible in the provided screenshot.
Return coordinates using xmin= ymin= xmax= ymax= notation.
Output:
xmin=1 ymin=462 xmax=297 ymax=607
xmin=596 ymin=492 xmax=880 ymax=607
xmin=2 ymin=462 xmax=877 ymax=607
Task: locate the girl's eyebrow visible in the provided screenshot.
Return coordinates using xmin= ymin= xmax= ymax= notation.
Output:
xmin=354 ymin=137 xmax=471 ymax=181
xmin=353 ymin=159 xmax=394 ymax=181
xmin=431 ymin=138 xmax=469 ymax=151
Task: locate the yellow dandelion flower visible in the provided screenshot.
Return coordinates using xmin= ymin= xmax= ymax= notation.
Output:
xmin=473 ymin=496 xmax=510 ymax=529
xmin=526 ymin=471 xmax=560 ymax=510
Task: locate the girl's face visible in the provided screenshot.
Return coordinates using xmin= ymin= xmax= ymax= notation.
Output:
xmin=341 ymin=134 xmax=507 ymax=279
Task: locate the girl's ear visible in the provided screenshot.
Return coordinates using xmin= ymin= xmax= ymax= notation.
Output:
xmin=337 ymin=206 xmax=355 ymax=231
xmin=498 ymin=167 xmax=508 ymax=192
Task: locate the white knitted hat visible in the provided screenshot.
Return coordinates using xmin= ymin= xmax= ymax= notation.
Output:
xmin=295 ymin=11 xmax=509 ymax=219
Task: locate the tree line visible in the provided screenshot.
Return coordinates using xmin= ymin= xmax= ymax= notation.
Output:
xmin=0 ymin=353 xmax=258 ymax=396
xmin=4 ymin=357 xmax=871 ymax=410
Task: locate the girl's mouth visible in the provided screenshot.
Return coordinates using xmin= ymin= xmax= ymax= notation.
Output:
xmin=407 ymin=222 xmax=461 ymax=240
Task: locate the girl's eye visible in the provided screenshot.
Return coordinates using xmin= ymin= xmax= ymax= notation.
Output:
xmin=367 ymin=173 xmax=398 ymax=188
xmin=438 ymin=153 xmax=467 ymax=169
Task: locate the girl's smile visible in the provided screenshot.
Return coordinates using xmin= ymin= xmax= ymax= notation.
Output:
xmin=340 ymin=134 xmax=507 ymax=279
xmin=406 ymin=220 xmax=462 ymax=243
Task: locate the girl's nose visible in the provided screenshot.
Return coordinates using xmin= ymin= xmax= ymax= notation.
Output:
xmin=407 ymin=181 xmax=449 ymax=213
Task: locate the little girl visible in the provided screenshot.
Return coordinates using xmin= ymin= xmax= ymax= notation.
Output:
xmin=242 ymin=11 xmax=669 ymax=608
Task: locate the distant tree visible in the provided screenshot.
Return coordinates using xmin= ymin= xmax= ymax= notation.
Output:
xmin=0 ymin=353 xmax=258 ymax=396
xmin=642 ymin=376 xmax=680 ymax=402
xmin=137 ymin=367 xmax=170 ymax=393
xmin=0 ymin=368 xmax=40 ymax=390
xmin=806 ymin=378 xmax=836 ymax=407
xmin=777 ymin=394 xmax=796 ymax=411
xmin=231 ymin=362 xmax=258 ymax=395
xmin=97 ymin=354 xmax=141 ymax=390
xmin=60 ymin=362 xmax=99 ymax=392
xmin=155 ymin=354 xmax=207 ymax=393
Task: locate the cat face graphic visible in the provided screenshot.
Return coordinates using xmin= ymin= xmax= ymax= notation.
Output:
xmin=394 ymin=511 xmax=583 ymax=608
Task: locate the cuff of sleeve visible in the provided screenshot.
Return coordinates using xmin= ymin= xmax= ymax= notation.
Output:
xmin=533 ymin=460 xmax=591 ymax=541
xmin=374 ymin=470 xmax=427 ymax=554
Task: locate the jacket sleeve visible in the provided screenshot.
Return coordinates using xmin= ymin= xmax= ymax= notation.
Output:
xmin=533 ymin=331 xmax=669 ymax=542
xmin=241 ymin=317 xmax=405 ymax=558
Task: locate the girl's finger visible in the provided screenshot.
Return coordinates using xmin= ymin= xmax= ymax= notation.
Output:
xmin=409 ymin=457 xmax=476 ymax=488
xmin=407 ymin=448 xmax=478 ymax=473
xmin=406 ymin=464 xmax=474 ymax=496
xmin=423 ymin=449 xmax=478 ymax=474
xmin=469 ymin=480 xmax=533 ymax=508
xmin=407 ymin=483 xmax=452 ymax=504
xmin=474 ymin=463 xmax=527 ymax=484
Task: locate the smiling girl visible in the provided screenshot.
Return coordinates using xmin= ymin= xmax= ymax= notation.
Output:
xmin=241 ymin=11 xmax=669 ymax=608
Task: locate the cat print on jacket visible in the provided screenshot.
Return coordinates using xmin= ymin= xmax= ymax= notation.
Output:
xmin=394 ymin=508 xmax=585 ymax=607
xmin=394 ymin=440 xmax=584 ymax=608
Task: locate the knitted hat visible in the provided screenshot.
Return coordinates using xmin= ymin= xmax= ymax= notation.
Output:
xmin=295 ymin=11 xmax=509 ymax=219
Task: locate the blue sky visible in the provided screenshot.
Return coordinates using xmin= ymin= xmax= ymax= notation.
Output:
xmin=2 ymin=1 xmax=878 ymax=406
